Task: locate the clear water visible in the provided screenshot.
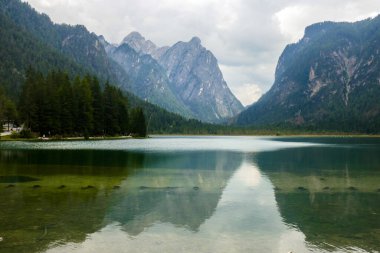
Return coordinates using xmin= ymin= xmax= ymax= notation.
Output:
xmin=0 ymin=136 xmax=379 ymax=253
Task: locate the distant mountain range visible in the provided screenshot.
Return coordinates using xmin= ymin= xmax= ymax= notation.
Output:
xmin=0 ymin=0 xmax=227 ymax=134
xmin=102 ymin=32 xmax=243 ymax=122
xmin=2 ymin=0 xmax=380 ymax=133
xmin=0 ymin=0 xmax=243 ymax=123
xmin=237 ymin=16 xmax=380 ymax=132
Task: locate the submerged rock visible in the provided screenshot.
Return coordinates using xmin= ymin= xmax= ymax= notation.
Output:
xmin=139 ymin=186 xmax=180 ymax=191
xmin=81 ymin=185 xmax=95 ymax=190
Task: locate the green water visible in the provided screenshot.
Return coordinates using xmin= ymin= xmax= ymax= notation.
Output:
xmin=0 ymin=136 xmax=379 ymax=253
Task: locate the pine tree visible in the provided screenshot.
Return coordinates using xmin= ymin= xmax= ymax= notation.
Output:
xmin=3 ymin=99 xmax=17 ymax=131
xmin=130 ymin=107 xmax=146 ymax=137
xmin=89 ymin=76 xmax=104 ymax=136
xmin=103 ymin=83 xmax=120 ymax=136
xmin=73 ymin=77 xmax=93 ymax=136
xmin=58 ymin=72 xmax=74 ymax=135
xmin=19 ymin=68 xmax=42 ymax=132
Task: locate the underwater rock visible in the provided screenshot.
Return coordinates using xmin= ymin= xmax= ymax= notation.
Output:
xmin=296 ymin=186 xmax=308 ymax=191
xmin=139 ymin=186 xmax=180 ymax=190
xmin=165 ymin=186 xmax=179 ymax=190
xmin=81 ymin=185 xmax=95 ymax=190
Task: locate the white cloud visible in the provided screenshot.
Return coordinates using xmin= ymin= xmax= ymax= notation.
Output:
xmin=230 ymin=83 xmax=263 ymax=107
xmin=23 ymin=0 xmax=380 ymax=105
xmin=274 ymin=1 xmax=380 ymax=43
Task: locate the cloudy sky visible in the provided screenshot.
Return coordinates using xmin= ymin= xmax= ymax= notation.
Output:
xmin=24 ymin=0 xmax=380 ymax=105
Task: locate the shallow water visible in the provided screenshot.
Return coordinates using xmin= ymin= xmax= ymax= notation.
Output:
xmin=0 ymin=136 xmax=379 ymax=253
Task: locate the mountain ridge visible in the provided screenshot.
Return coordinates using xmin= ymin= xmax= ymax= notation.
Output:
xmin=236 ymin=16 xmax=380 ymax=133
xmin=1 ymin=0 xmax=243 ymax=123
xmin=106 ymin=31 xmax=244 ymax=122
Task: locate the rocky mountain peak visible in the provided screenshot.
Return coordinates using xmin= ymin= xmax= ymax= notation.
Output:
xmin=105 ymin=31 xmax=243 ymax=122
xmin=122 ymin=31 xmax=144 ymax=42
xmin=157 ymin=36 xmax=243 ymax=122
xmin=190 ymin=36 xmax=201 ymax=45
xmin=121 ymin=31 xmax=157 ymax=55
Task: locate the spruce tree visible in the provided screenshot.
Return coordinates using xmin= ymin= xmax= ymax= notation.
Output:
xmin=103 ymin=83 xmax=120 ymax=136
xmin=130 ymin=107 xmax=146 ymax=137
xmin=89 ymin=76 xmax=104 ymax=136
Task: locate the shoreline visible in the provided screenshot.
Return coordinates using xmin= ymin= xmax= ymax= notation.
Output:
xmin=0 ymin=135 xmax=136 ymax=142
xmin=1 ymin=133 xmax=380 ymax=142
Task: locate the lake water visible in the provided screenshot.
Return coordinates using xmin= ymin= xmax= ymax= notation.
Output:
xmin=0 ymin=136 xmax=379 ymax=253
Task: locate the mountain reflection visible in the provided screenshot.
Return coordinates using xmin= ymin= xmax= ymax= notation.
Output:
xmin=1 ymin=137 xmax=379 ymax=253
xmin=254 ymin=146 xmax=380 ymax=252
xmin=105 ymin=151 xmax=242 ymax=235
xmin=0 ymin=149 xmax=242 ymax=253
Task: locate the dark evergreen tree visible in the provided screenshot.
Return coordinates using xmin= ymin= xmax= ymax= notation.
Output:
xmin=19 ymin=68 xmax=41 ymax=131
xmin=103 ymin=83 xmax=121 ymax=136
xmin=130 ymin=107 xmax=146 ymax=137
xmin=73 ymin=77 xmax=93 ymax=136
xmin=118 ymin=97 xmax=129 ymax=135
xmin=58 ymin=73 xmax=74 ymax=135
xmin=3 ymin=99 xmax=17 ymax=131
xmin=0 ymin=87 xmax=17 ymax=132
xmin=89 ymin=76 xmax=104 ymax=136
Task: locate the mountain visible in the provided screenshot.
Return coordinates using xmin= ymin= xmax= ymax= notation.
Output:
xmin=0 ymin=0 xmax=121 ymax=81
xmin=236 ymin=16 xmax=380 ymax=133
xmin=106 ymin=32 xmax=244 ymax=123
xmin=100 ymin=35 xmax=193 ymax=117
xmin=0 ymin=0 xmax=227 ymax=134
xmin=120 ymin=32 xmax=169 ymax=59
xmin=157 ymin=37 xmax=244 ymax=122
xmin=1 ymin=0 xmax=243 ymax=124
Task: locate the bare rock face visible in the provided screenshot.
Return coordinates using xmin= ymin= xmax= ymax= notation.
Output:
xmin=104 ymin=32 xmax=243 ymax=123
xmin=237 ymin=17 xmax=380 ymax=132
xmin=100 ymin=35 xmax=193 ymax=118
xmin=158 ymin=37 xmax=243 ymax=122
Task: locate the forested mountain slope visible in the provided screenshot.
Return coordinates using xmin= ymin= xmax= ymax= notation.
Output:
xmin=237 ymin=16 xmax=380 ymax=133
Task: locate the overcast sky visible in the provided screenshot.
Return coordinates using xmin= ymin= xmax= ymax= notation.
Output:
xmin=24 ymin=0 xmax=380 ymax=105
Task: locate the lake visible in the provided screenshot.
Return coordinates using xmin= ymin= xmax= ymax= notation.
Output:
xmin=0 ymin=136 xmax=379 ymax=253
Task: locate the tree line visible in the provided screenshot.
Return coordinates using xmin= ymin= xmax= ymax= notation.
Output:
xmin=1 ymin=69 xmax=146 ymax=138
